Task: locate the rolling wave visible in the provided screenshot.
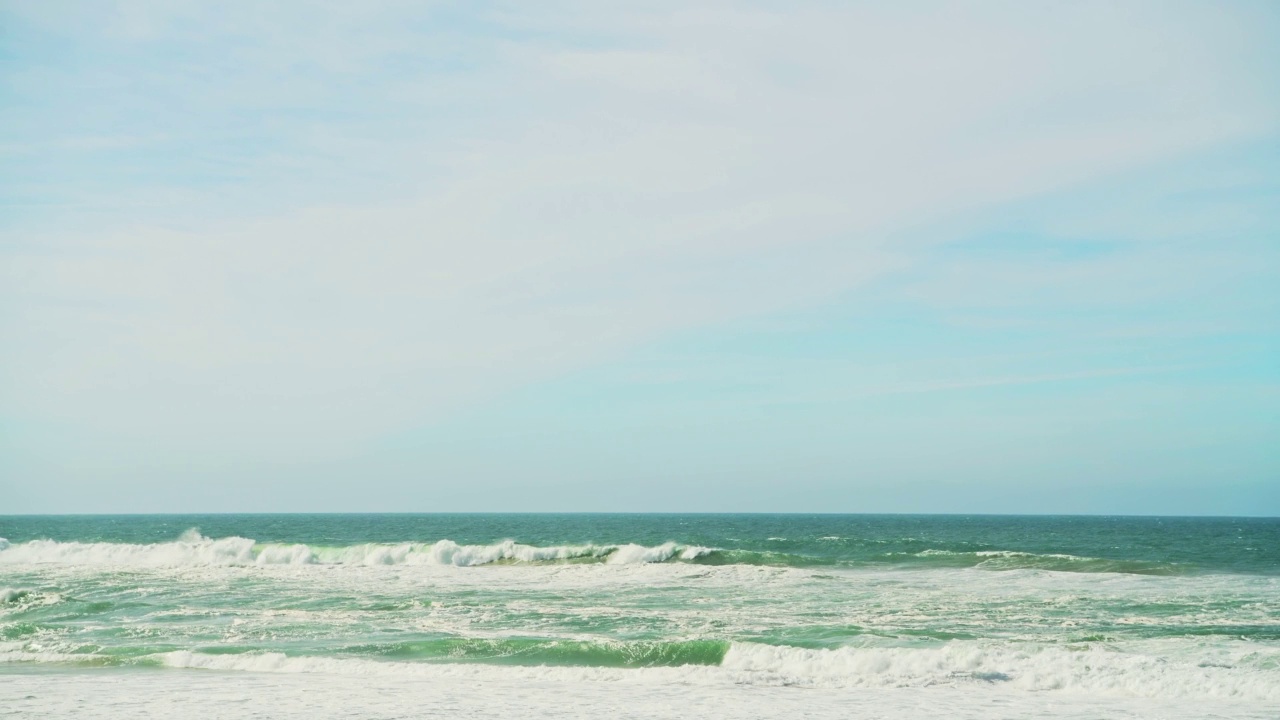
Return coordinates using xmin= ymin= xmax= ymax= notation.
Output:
xmin=346 ymin=637 xmax=731 ymax=667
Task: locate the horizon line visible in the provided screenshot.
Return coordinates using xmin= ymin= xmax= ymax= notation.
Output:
xmin=2 ymin=511 xmax=1277 ymax=519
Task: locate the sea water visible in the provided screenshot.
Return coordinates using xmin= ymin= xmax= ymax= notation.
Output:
xmin=1 ymin=514 xmax=1277 ymax=718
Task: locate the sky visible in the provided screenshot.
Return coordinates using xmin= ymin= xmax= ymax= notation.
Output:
xmin=1 ymin=1 xmax=1278 ymax=515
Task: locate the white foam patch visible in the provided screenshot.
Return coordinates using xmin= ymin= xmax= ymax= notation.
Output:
xmin=0 ymin=651 xmax=93 ymax=663
xmin=0 ymin=640 xmax=95 ymax=665
xmin=9 ymin=666 xmax=1275 ymax=720
xmin=156 ymin=650 xmax=654 ymax=682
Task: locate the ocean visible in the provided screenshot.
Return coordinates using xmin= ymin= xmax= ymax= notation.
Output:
xmin=2 ymin=514 xmax=1278 ymax=719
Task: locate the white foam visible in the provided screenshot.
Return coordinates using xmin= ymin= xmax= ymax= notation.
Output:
xmin=425 ymin=539 xmax=613 ymax=566
xmin=0 ymin=535 xmax=258 ymax=567
xmin=720 ymin=642 xmax=1280 ymax=699
xmin=12 ymin=665 xmax=1274 ymax=720
xmin=0 ymin=533 xmax=710 ymax=568
xmin=0 ymin=650 xmax=94 ymax=664
xmin=604 ymin=542 xmax=713 ymax=564
xmin=155 ymin=649 xmax=653 ymax=682
xmin=680 ymin=545 xmax=713 ymax=560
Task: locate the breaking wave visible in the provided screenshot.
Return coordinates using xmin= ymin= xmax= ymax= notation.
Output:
xmin=0 ymin=531 xmax=713 ymax=568
xmin=0 ymin=530 xmax=1187 ymax=574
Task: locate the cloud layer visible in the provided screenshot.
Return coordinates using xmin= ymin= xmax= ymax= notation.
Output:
xmin=3 ymin=2 xmax=1278 ymax=510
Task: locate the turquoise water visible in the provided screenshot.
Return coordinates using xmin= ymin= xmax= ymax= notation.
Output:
xmin=2 ymin=514 xmax=1278 ymax=698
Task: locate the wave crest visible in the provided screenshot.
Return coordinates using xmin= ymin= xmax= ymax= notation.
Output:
xmin=0 ymin=533 xmax=1195 ymax=574
xmin=0 ymin=532 xmax=714 ymax=568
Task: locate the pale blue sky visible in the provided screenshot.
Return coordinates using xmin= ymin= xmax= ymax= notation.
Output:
xmin=2 ymin=1 xmax=1277 ymax=514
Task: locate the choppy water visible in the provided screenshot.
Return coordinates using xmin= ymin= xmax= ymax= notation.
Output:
xmin=2 ymin=514 xmax=1278 ymax=716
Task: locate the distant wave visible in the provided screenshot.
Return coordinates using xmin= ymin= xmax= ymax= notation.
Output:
xmin=0 ymin=530 xmax=1183 ymax=574
xmin=905 ymin=549 xmax=1183 ymax=575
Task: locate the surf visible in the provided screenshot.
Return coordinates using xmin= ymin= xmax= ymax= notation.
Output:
xmin=0 ymin=532 xmax=716 ymax=568
xmin=0 ymin=531 xmax=1193 ymax=574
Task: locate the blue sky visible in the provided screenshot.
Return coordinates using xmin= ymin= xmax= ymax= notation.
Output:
xmin=1 ymin=1 xmax=1277 ymax=514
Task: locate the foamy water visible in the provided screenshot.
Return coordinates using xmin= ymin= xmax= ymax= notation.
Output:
xmin=2 ymin=514 xmax=1277 ymax=718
